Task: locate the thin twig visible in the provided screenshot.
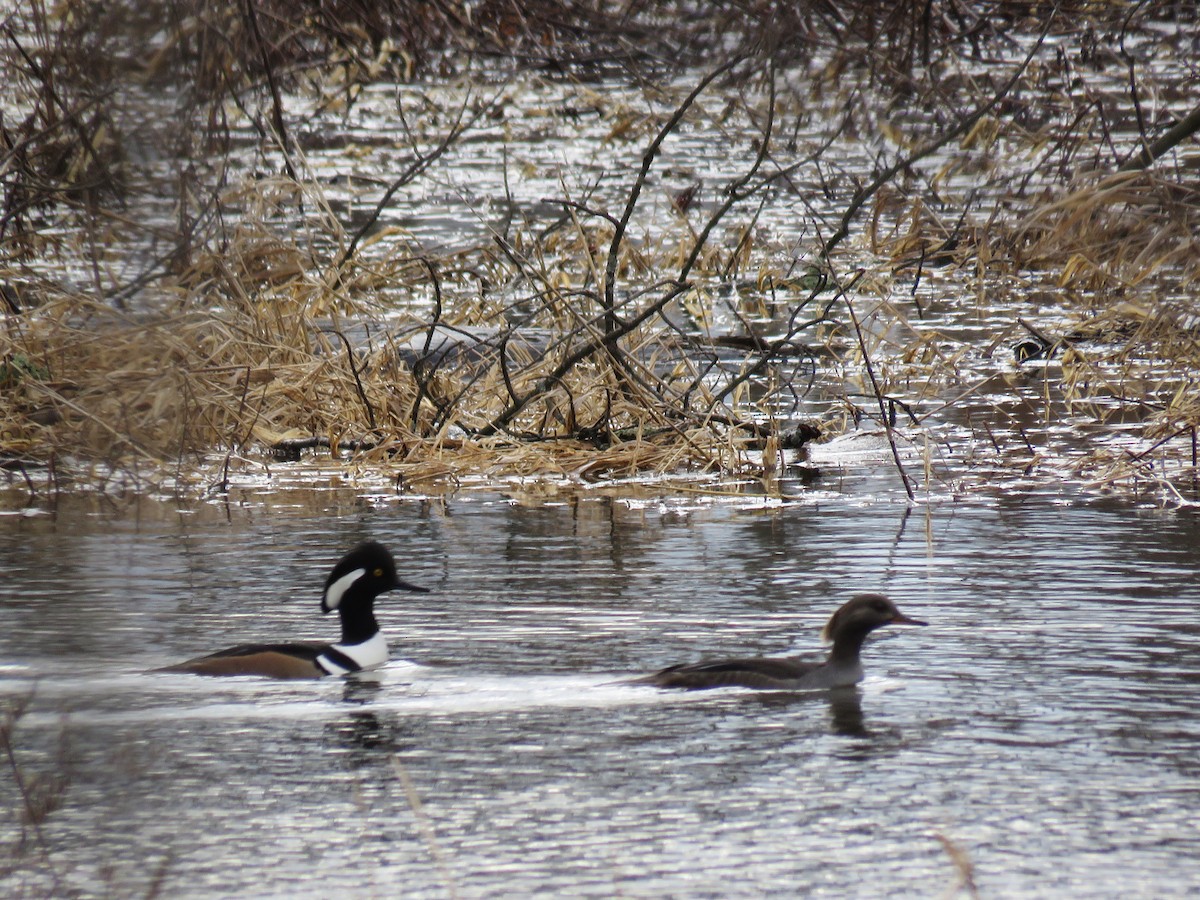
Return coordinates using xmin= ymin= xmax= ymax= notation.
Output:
xmin=336 ymin=80 xmax=509 ymax=269
xmin=1 ymin=698 xmax=69 ymax=897
xmin=242 ymin=0 xmax=296 ymax=180
xmin=823 ymin=13 xmax=1055 ymax=257
xmin=843 ymin=274 xmax=915 ymax=500
xmin=333 ymin=330 xmax=377 ymax=432
xmin=391 ymin=757 xmax=459 ymax=900
xmin=603 ymin=56 xmax=746 ymax=327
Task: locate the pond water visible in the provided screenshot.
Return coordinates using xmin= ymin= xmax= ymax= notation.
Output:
xmin=3 ymin=484 xmax=1200 ymax=898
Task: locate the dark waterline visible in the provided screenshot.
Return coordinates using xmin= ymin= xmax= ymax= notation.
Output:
xmin=2 ymin=492 xmax=1200 ymax=897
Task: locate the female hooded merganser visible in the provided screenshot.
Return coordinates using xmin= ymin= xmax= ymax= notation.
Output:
xmin=156 ymin=541 xmax=428 ymax=679
xmin=631 ymin=593 xmax=926 ymax=690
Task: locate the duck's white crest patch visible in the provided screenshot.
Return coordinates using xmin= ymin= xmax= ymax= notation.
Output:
xmin=324 ymin=567 xmax=366 ymax=611
xmin=330 ymin=632 xmax=389 ymax=670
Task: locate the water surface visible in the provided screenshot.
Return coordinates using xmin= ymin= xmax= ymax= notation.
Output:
xmin=2 ymin=491 xmax=1200 ymax=897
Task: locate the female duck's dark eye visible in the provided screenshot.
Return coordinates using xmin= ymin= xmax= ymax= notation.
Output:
xmin=373 ymin=567 xmax=384 ymax=577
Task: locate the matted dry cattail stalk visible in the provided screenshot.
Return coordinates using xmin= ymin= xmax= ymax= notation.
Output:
xmin=5 ymin=1 xmax=1199 ymax=501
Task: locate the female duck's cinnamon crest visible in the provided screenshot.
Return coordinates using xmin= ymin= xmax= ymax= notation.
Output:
xmin=631 ymin=593 xmax=926 ymax=691
xmin=155 ymin=541 xmax=428 ymax=679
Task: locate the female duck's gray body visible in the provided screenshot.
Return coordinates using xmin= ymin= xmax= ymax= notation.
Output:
xmin=156 ymin=541 xmax=428 ymax=679
xmin=632 ymin=593 xmax=925 ymax=690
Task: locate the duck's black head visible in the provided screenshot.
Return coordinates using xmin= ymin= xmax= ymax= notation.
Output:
xmin=321 ymin=541 xmax=428 ymax=615
xmin=820 ymin=592 xmax=926 ymax=645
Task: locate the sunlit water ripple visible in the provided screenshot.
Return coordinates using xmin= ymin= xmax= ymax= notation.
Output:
xmin=2 ymin=493 xmax=1200 ymax=898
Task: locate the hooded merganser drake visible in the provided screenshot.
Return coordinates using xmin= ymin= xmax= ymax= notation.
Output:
xmin=155 ymin=541 xmax=428 ymax=679
xmin=631 ymin=593 xmax=926 ymax=690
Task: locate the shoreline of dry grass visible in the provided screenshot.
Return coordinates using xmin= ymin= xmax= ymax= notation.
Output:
xmin=3 ymin=2 xmax=1198 ymax=505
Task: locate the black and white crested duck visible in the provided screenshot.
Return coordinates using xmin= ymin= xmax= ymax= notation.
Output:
xmin=631 ymin=593 xmax=926 ymax=690
xmin=156 ymin=541 xmax=428 ymax=679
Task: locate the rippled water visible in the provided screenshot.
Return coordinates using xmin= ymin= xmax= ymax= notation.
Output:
xmin=2 ymin=490 xmax=1200 ymax=898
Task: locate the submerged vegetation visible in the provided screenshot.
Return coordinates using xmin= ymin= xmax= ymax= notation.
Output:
xmin=1 ymin=1 xmax=1198 ymax=502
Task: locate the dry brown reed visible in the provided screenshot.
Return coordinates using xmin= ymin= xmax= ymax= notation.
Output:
xmin=1 ymin=209 xmax=806 ymax=493
xmin=4 ymin=1 xmax=1199 ymax=499
xmin=1010 ymin=171 xmax=1200 ymax=288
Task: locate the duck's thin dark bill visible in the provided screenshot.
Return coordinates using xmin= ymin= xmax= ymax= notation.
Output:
xmin=892 ymin=614 xmax=927 ymax=626
xmin=396 ymin=578 xmax=431 ymax=593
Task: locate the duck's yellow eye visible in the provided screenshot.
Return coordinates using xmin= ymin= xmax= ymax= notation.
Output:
xmin=373 ymin=567 xmax=384 ymax=577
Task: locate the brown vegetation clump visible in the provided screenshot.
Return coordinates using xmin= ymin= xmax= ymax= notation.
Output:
xmin=1010 ymin=171 xmax=1200 ymax=288
xmin=3 ymin=1 xmax=1199 ymax=500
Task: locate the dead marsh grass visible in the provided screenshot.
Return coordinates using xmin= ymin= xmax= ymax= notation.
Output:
xmin=3 ymin=1 xmax=1200 ymax=502
xmin=1 ymin=213 xmax=792 ymax=494
xmin=1009 ymin=171 xmax=1200 ymax=288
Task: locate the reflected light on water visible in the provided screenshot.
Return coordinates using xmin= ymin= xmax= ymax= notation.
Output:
xmin=2 ymin=493 xmax=1200 ymax=897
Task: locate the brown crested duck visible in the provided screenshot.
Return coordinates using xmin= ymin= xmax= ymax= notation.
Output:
xmin=631 ymin=593 xmax=926 ymax=690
